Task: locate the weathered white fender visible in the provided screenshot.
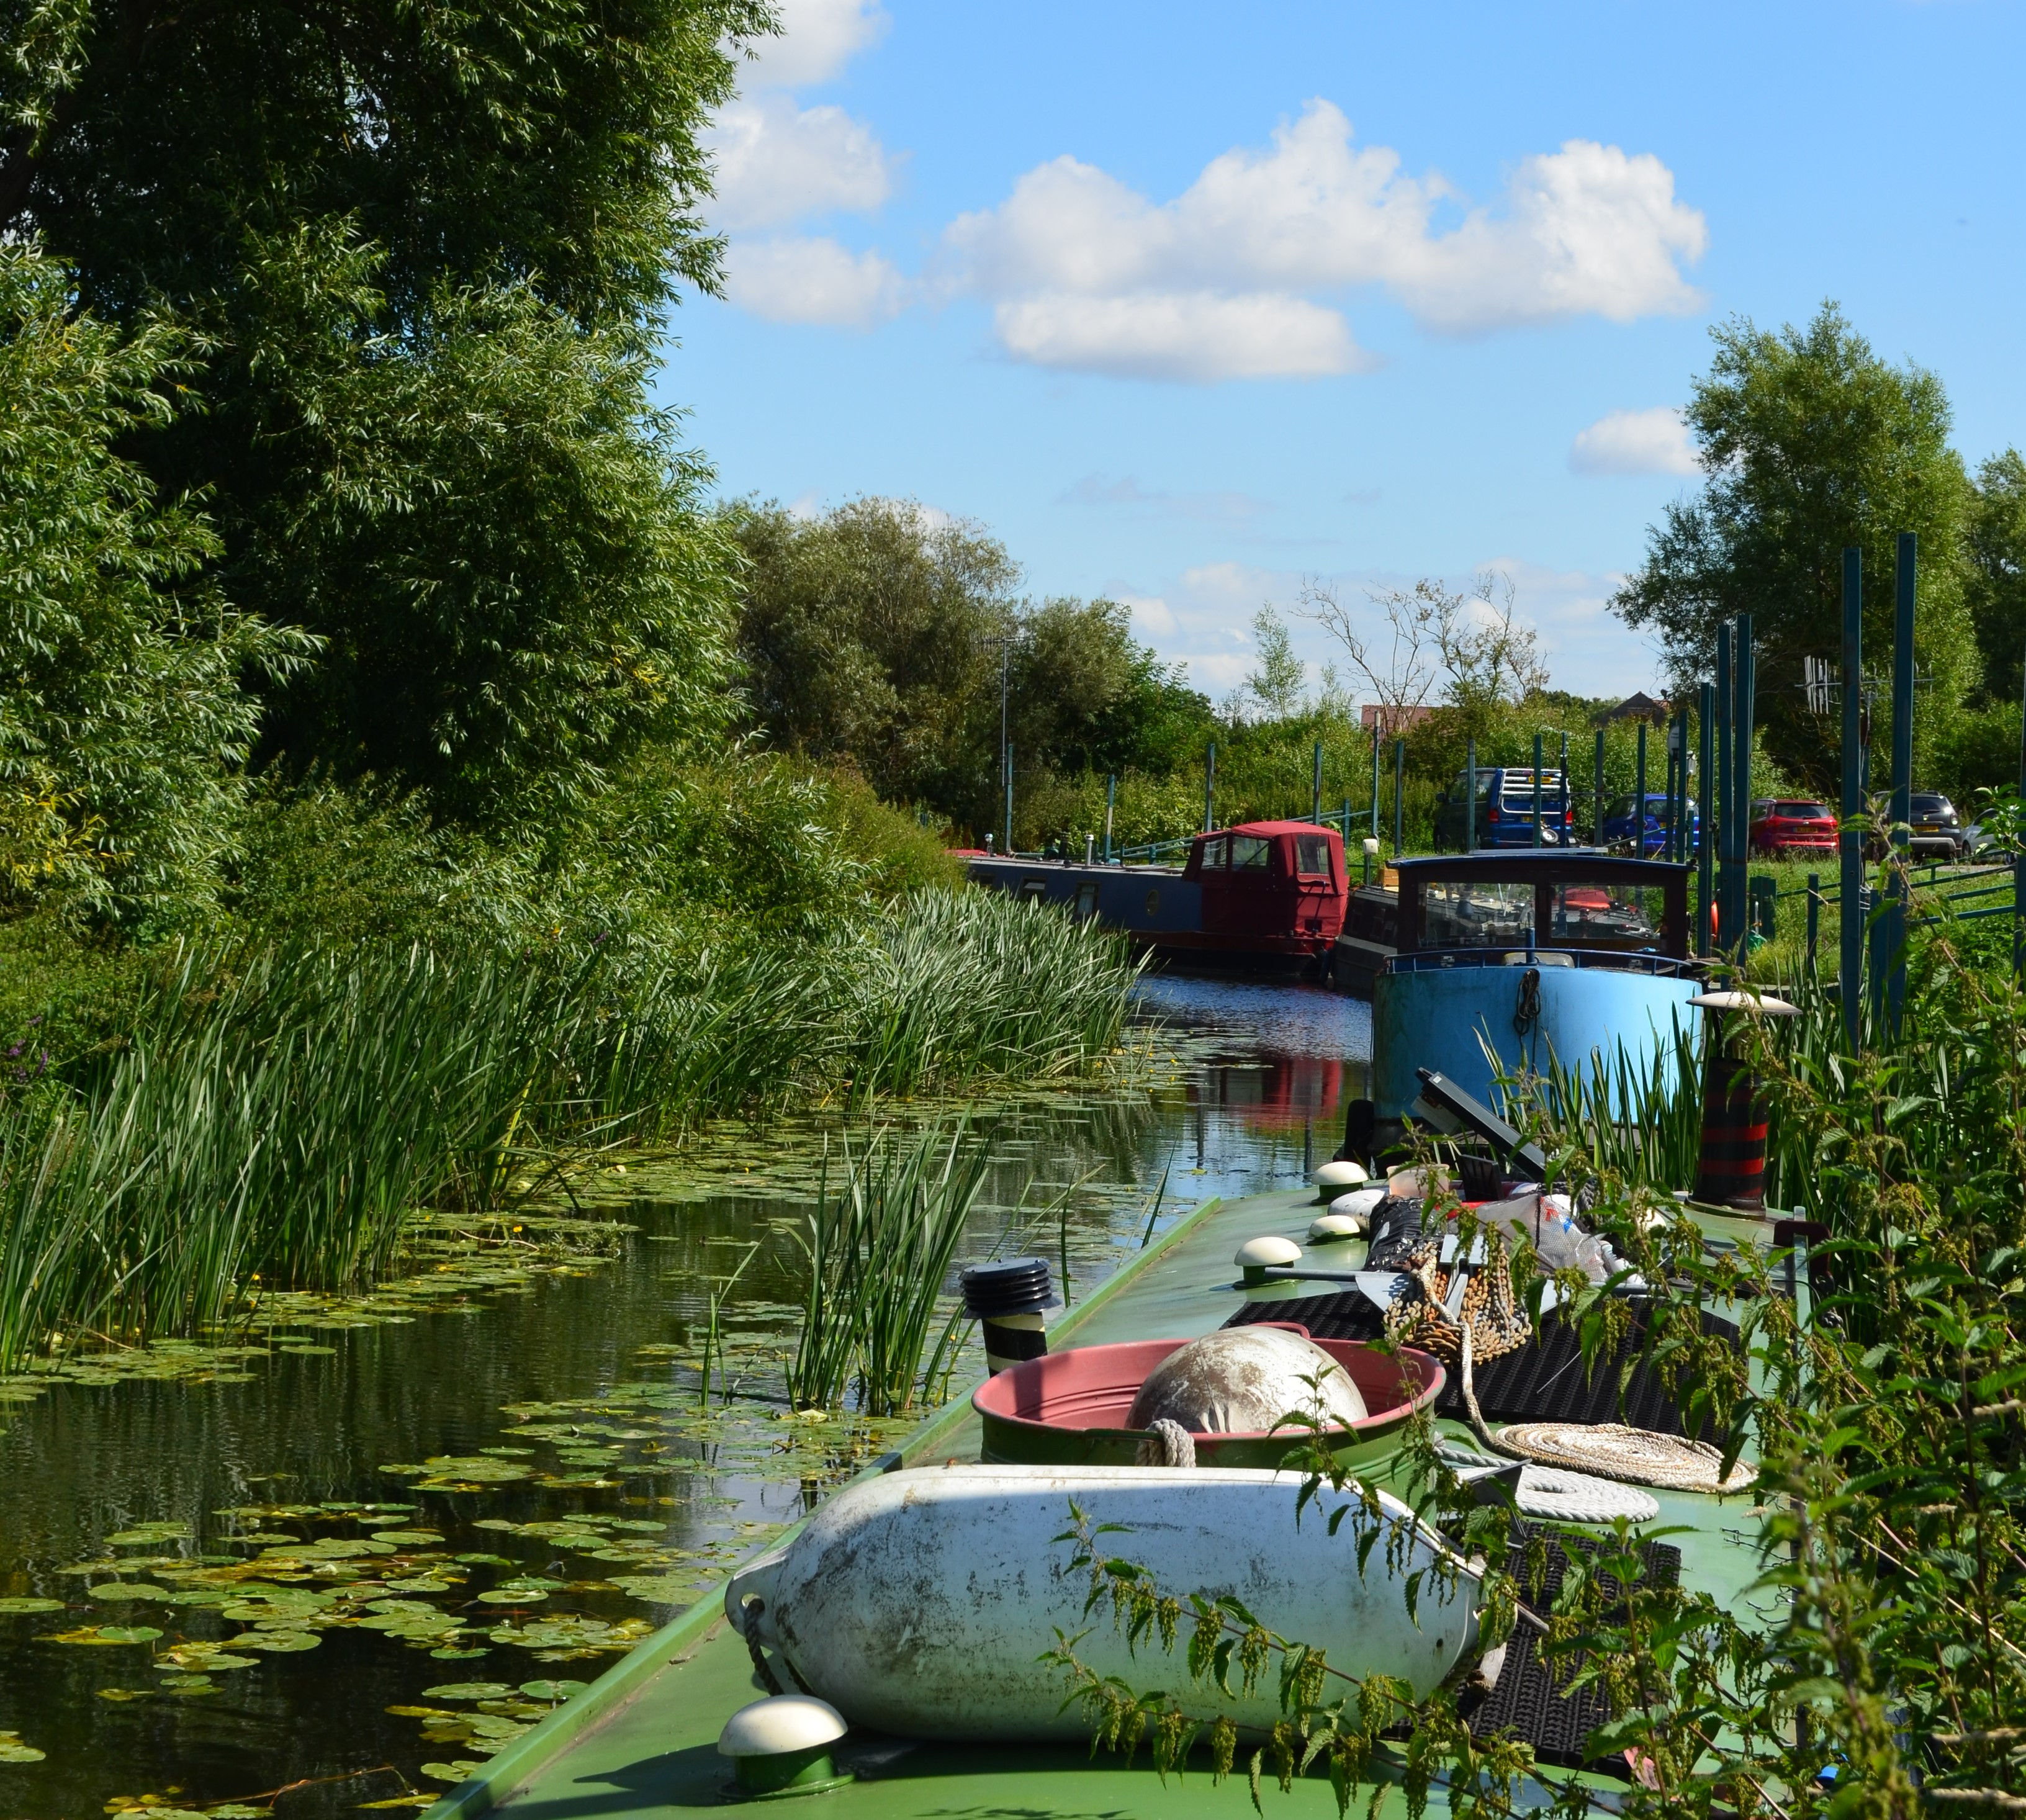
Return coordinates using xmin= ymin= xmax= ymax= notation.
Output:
xmin=724 ymin=1464 xmax=1480 ymax=1741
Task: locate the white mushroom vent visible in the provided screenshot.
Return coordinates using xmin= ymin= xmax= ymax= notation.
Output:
xmin=1234 ymin=1235 xmax=1301 ymax=1269
xmin=1312 ymin=1159 xmax=1369 ymax=1197
xmin=1307 ymin=1212 xmax=1362 ymax=1243
xmin=718 ymin=1695 xmax=851 ymax=1799
xmin=1128 ymin=1327 xmax=1368 ymax=1436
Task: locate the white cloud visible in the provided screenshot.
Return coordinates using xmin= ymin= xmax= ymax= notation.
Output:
xmin=939 ymin=100 xmax=1706 ymax=381
xmin=1115 ymin=592 xmax=1177 ymax=636
xmin=994 ymin=291 xmax=1364 ymax=383
xmin=1182 ymin=652 xmax=1253 ymax=692
xmin=742 ymin=0 xmax=888 ymax=88
xmin=720 ymin=237 xmax=906 ymax=327
xmin=1569 ymin=406 xmax=1700 ymax=476
xmin=708 ymin=94 xmax=893 ymax=229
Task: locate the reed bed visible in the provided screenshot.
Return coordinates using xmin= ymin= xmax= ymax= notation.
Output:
xmin=0 ymin=888 xmax=1140 ymax=1371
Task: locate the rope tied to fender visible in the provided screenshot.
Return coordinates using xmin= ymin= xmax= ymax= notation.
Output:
xmin=1513 ymin=965 xmax=1542 ymax=1041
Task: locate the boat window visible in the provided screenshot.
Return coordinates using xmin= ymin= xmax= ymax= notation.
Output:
xmin=1547 ymin=880 xmax=1662 ymax=947
xmin=1421 ymin=878 xmax=1534 ymax=948
xmin=1199 ymin=836 xmax=1228 ymax=870
xmin=1230 ymin=835 xmax=1272 ymax=870
xmin=1294 ymin=834 xmax=1332 ymax=877
xmin=1019 ymin=877 xmax=1048 ymax=901
xmin=1073 ymin=882 xmax=1099 ymax=919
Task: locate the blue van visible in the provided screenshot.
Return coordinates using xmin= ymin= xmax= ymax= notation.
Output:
xmin=1433 ymin=767 xmax=1575 ymax=850
xmin=1599 ymin=791 xmax=1700 ymax=857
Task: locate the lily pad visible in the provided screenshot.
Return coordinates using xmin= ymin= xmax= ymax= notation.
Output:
xmin=43 ymin=1624 xmax=163 ymax=1644
xmin=233 ymin=1630 xmax=321 ymax=1652
xmin=608 ymin=1575 xmax=695 ymax=1603
xmin=107 ymin=1523 xmax=191 ymax=1546
xmin=419 ymin=1763 xmax=487 ymax=1784
xmin=97 ymin=1686 xmax=151 ymax=1701
xmin=421 ymin=1682 xmax=514 ymax=1701
xmin=475 ymin=1589 xmax=545 ymax=1604
xmin=369 ymin=1529 xmax=443 ymax=1545
xmin=454 ymin=1554 xmax=513 ymax=1568
xmin=0 ymin=1731 xmax=47 ymax=1762
xmin=520 ymin=1679 xmax=588 ymax=1701
xmin=162 ymin=1645 xmax=259 ymax=1671
xmin=89 ymin=1582 xmax=173 ymax=1602
xmin=430 ymin=1646 xmax=490 ymax=1660
xmin=0 ymin=1597 xmax=64 ymax=1614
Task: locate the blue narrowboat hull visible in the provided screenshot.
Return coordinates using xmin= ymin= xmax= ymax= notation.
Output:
xmin=1371 ymin=953 xmax=1701 ymax=1122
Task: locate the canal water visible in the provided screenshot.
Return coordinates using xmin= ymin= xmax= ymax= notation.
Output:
xmin=0 ymin=978 xmax=1369 ymax=1820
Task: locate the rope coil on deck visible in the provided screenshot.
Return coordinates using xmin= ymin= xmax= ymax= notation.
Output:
xmin=1495 ymin=1422 xmax=1755 ymax=1495
xmin=1515 ymin=1465 xmax=1660 ymax=1524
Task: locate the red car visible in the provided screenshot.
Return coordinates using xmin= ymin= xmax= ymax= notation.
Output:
xmin=1749 ymin=798 xmax=1837 ymax=858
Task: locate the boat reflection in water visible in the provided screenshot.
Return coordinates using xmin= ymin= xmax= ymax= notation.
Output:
xmin=1349 ymin=851 xmax=1703 ymax=1157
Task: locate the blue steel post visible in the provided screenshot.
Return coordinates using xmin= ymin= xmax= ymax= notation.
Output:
xmin=1715 ymin=622 xmax=1732 ymax=951
xmin=1204 ymin=742 xmax=1216 ymax=834
xmin=1733 ymin=614 xmax=1755 ymax=951
xmin=1103 ymin=773 xmax=1116 ymax=863
xmin=1635 ymin=721 xmax=1647 ymax=858
xmin=1879 ymin=532 xmax=1915 ymax=1032
xmin=1559 ymin=732 xmax=1570 ymax=841
xmin=1841 ymin=548 xmax=1865 ymax=1044
xmin=1808 ymin=873 xmax=1821 ymax=973
xmin=1392 ymin=738 xmax=1405 ymax=856
xmin=1465 ymin=737 xmax=1477 ymax=852
xmin=1311 ymin=741 xmax=1323 ymax=826
xmin=1697 ymin=683 xmax=1715 ymax=955
xmin=1003 ymin=742 xmax=1014 ymax=854
xmin=1593 ymin=728 xmax=1605 ymax=845
xmin=1532 ymin=732 xmax=1543 ymax=847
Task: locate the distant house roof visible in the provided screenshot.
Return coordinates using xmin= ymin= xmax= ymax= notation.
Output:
xmin=1359 ymin=703 xmax=1436 ymax=736
xmin=1595 ymin=692 xmax=1671 ymax=725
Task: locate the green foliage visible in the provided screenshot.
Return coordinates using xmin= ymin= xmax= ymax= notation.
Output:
xmin=726 ymin=496 xmax=1211 ymax=837
xmin=0 ymin=241 xmax=312 ymax=924
xmin=1614 ymin=303 xmax=1979 ymax=794
xmin=1968 ymin=448 xmax=2026 ymax=703
xmin=210 ymin=227 xmax=738 ymax=820
xmin=2 ymin=0 xmax=770 ymax=338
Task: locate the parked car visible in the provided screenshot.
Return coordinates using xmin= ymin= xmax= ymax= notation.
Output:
xmin=1963 ymin=819 xmax=2003 ymax=860
xmin=1598 ymin=791 xmax=1700 ymax=857
xmin=1749 ymin=798 xmax=1837 ymax=859
xmin=1433 ymin=767 xmax=1575 ymax=849
xmin=1907 ymin=791 xmax=1964 ymax=861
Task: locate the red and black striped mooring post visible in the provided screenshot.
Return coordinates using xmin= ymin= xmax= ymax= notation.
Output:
xmin=1693 ymin=1049 xmax=1768 ymax=1211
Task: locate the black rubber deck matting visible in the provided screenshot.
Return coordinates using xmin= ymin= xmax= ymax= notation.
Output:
xmin=1226 ymin=1293 xmax=1739 ymax=1439
xmin=1457 ymin=1524 xmax=1683 ymax=1770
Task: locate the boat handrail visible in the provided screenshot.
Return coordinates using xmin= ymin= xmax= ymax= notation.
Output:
xmin=1389 ymin=947 xmax=1702 ymax=978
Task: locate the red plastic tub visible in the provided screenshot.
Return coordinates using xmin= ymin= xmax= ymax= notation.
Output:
xmin=971 ymin=1325 xmax=1444 ymax=1473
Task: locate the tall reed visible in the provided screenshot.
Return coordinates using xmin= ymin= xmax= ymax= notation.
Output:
xmin=784 ymin=1124 xmax=996 ymax=1416
xmin=0 ymin=885 xmax=1140 ymax=1371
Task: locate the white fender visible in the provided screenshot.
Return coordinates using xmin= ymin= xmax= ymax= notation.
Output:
xmin=725 ymin=1464 xmax=1480 ymax=1741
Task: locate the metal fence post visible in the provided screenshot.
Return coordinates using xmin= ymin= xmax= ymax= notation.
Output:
xmin=1559 ymin=731 xmax=1569 ymax=841
xmin=1466 ymin=737 xmax=1477 ymax=854
xmin=1204 ymin=742 xmax=1216 ymax=834
xmin=1103 ymin=773 xmax=1116 ymax=863
xmin=1808 ymin=873 xmax=1821 ymax=973
xmin=1004 ymin=742 xmax=1014 ymax=854
xmin=1716 ymin=623 xmax=1732 ymax=950
xmin=1880 ymin=531 xmax=1915 ymax=1033
xmin=1698 ymin=683 xmax=1714 ymax=956
xmin=1733 ymin=613 xmax=1756 ymax=950
xmin=1841 ymin=547 xmax=1865 ymax=1045
xmin=1311 ymin=741 xmax=1323 ymax=826
xmin=1369 ymin=724 xmax=1380 ymax=842
xmin=1593 ymin=728 xmax=1605 ymax=845
xmin=1635 ymin=720 xmax=1647 ymax=859
xmin=1532 ymin=732 xmax=1543 ymax=847
xmin=1392 ymin=738 xmax=1405 ymax=856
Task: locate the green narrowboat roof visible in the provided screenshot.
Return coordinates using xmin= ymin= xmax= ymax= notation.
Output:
xmin=427 ymin=1185 xmax=1773 ymax=1820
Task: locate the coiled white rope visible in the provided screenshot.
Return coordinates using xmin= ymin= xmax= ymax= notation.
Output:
xmin=1515 ymin=1465 xmax=1659 ymax=1524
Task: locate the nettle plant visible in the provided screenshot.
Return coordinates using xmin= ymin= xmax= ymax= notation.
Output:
xmin=1045 ymin=934 xmax=2026 ymax=1820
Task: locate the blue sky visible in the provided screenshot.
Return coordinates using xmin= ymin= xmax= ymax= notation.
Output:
xmin=665 ymin=0 xmax=2026 ymax=703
